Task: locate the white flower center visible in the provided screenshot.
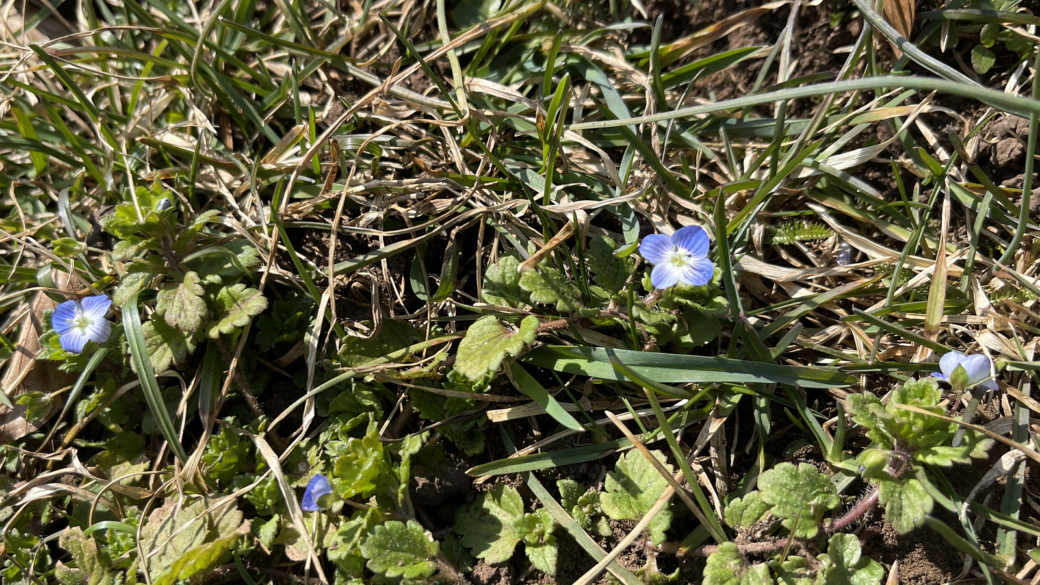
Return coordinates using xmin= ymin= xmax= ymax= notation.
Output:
xmin=666 ymin=246 xmax=694 ymax=268
xmin=71 ymin=308 xmax=91 ymax=332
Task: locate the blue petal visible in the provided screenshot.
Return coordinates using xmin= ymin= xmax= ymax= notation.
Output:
xmin=981 ymin=379 xmax=999 ymax=392
xmin=301 ymin=474 xmax=333 ymax=511
xmin=80 ymin=296 xmax=112 ymax=321
xmin=959 ymin=354 xmax=993 ymax=387
xmin=678 ymin=257 xmax=714 ymax=287
xmin=672 ymin=225 xmax=709 ymax=258
xmin=939 ymin=351 xmax=965 ymax=380
xmin=87 ymin=319 xmax=111 ymax=345
xmin=60 ymin=329 xmax=89 ymax=354
xmin=52 ymin=300 xmax=79 ymax=335
xmin=931 ymin=372 xmax=949 ymax=382
xmin=639 ymin=234 xmax=673 ymax=265
xmin=651 ymin=263 xmax=682 ymax=289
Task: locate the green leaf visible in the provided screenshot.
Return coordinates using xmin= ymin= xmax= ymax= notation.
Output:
xmin=156 ymin=271 xmax=208 ymax=333
xmin=587 ymin=235 xmax=633 ymax=294
xmin=455 ymin=484 xmax=524 ymax=564
xmin=205 ymin=284 xmax=268 ymax=338
xmin=189 ymin=239 xmax=260 ymax=285
xmin=557 ymin=479 xmax=610 ymax=537
xmin=455 ymin=315 xmax=539 ymax=380
xmin=971 ymin=45 xmax=996 ymax=74
xmin=55 ymin=527 xmax=117 ymax=585
xmin=253 ymin=515 xmax=280 ymax=550
xmin=522 ymin=346 xmax=857 ymax=388
xmin=360 ymin=520 xmax=439 ymax=579
xmin=600 ymin=450 xmax=673 ymax=545
xmin=757 ymin=463 xmax=839 ymax=538
xmin=154 ymin=528 xmax=248 ymax=585
xmin=816 ymin=533 xmax=884 ymax=585
xmin=140 ymin=499 xmax=247 ymax=580
xmin=878 ymin=477 xmax=932 ymax=534
xmin=704 ymin=542 xmax=773 ymax=585
xmin=142 ymin=316 xmax=198 ymax=373
xmin=332 ymin=427 xmax=389 ymax=500
xmin=53 ymin=237 xmax=87 ymax=258
xmin=724 ymin=491 xmax=772 ymax=529
xmin=515 ymin=507 xmax=558 ymax=575
xmin=519 ymin=265 xmax=583 ymax=312
xmin=483 ymin=252 xmax=529 ymax=308
xmin=15 ymin=391 xmax=52 ymax=424
xmin=113 ymin=270 xmax=156 ymax=306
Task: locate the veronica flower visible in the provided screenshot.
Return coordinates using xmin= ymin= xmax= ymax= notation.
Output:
xmin=932 ymin=351 xmax=998 ymax=393
xmin=639 ymin=226 xmax=714 ymax=290
xmin=301 ymin=474 xmax=333 ymax=512
xmin=51 ymin=296 xmax=112 ymax=354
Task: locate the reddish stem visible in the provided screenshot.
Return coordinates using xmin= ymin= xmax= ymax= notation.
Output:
xmin=825 ymin=487 xmax=879 ymax=535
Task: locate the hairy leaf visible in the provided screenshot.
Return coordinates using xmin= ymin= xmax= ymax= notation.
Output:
xmin=206 ymin=284 xmax=268 ymax=338
xmin=55 ymin=527 xmax=117 ymax=585
xmin=519 ymin=264 xmax=583 ymax=312
xmin=757 ymin=462 xmax=839 ymax=538
xmin=587 ymin=235 xmax=633 ymax=294
xmin=139 ymin=499 xmax=247 ymax=579
xmin=483 ymin=252 xmax=528 ymax=307
xmin=156 ymin=271 xmax=207 ymax=333
xmin=600 ymin=449 xmax=673 ymax=545
xmin=360 ymin=520 xmax=439 ymax=579
xmin=878 ymin=477 xmax=931 ymax=534
xmin=142 ymin=316 xmax=198 ymax=373
xmin=332 ymin=424 xmax=389 ymax=500
xmin=816 ymin=533 xmax=884 ymax=585
xmin=455 ymin=484 xmax=524 ymax=564
xmin=455 ymin=315 xmax=539 ymax=380
xmin=724 ymin=491 xmax=772 ymax=529
xmin=704 ymin=542 xmax=772 ymax=585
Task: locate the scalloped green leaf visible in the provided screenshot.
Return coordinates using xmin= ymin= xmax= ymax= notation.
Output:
xmin=724 ymin=491 xmax=772 ymax=529
xmin=519 ymin=265 xmax=583 ymax=312
xmin=600 ymin=449 xmax=673 ymax=545
xmin=757 ymin=463 xmax=839 ymax=538
xmin=878 ymin=477 xmax=932 ymax=534
xmin=139 ymin=499 xmax=246 ymax=580
xmin=483 ymin=252 xmax=528 ymax=307
xmin=360 ymin=520 xmax=439 ymax=579
xmin=455 ymin=315 xmax=539 ymax=380
xmin=455 ymin=484 xmax=524 ymax=564
xmin=55 ymin=527 xmax=117 ymax=585
xmin=587 ymin=235 xmax=633 ymax=294
xmin=142 ymin=316 xmax=198 ymax=373
xmin=704 ymin=542 xmax=773 ymax=585
xmin=205 ymin=284 xmax=268 ymax=338
xmin=816 ymin=533 xmax=884 ymax=585
xmin=156 ymin=271 xmax=207 ymax=333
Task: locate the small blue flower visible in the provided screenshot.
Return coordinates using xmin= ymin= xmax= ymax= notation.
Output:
xmin=51 ymin=296 xmax=112 ymax=354
xmin=932 ymin=351 xmax=998 ymax=392
xmin=156 ymin=197 xmax=173 ymax=211
xmin=639 ymin=226 xmax=714 ymax=290
xmin=301 ymin=474 xmax=333 ymax=512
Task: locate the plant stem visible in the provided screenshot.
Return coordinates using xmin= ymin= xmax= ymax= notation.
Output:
xmin=825 ymin=486 xmax=879 ymax=535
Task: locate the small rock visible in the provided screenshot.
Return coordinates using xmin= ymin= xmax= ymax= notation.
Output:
xmin=994 ymin=137 xmax=1024 ymax=168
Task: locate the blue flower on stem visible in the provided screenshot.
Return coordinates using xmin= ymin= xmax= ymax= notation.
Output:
xmin=51 ymin=296 xmax=112 ymax=354
xmin=301 ymin=474 xmax=333 ymax=512
xmin=932 ymin=351 xmax=998 ymax=393
xmin=639 ymin=226 xmax=714 ymax=290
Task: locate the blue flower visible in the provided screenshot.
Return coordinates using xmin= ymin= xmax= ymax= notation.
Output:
xmin=932 ymin=351 xmax=998 ymax=392
xmin=301 ymin=474 xmax=333 ymax=511
xmin=51 ymin=296 xmax=112 ymax=354
xmin=639 ymin=226 xmax=714 ymax=290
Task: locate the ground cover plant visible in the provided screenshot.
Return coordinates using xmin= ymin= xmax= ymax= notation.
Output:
xmin=4 ymin=0 xmax=1040 ymax=583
